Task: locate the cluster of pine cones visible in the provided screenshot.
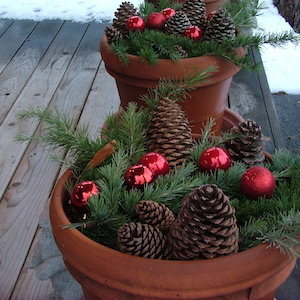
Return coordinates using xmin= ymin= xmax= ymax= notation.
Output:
xmin=105 ymin=0 xmax=236 ymax=47
xmin=117 ymin=97 xmax=266 ymax=260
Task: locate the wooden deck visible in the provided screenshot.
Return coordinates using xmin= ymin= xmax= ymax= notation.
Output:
xmin=0 ymin=19 xmax=286 ymax=299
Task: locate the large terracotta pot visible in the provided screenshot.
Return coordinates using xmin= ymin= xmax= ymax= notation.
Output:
xmin=49 ymin=110 xmax=296 ymax=300
xmin=146 ymin=0 xmax=227 ymax=15
xmin=100 ymin=35 xmax=245 ymax=135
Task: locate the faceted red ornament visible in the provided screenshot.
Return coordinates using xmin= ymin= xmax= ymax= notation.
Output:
xmin=198 ymin=147 xmax=231 ymax=172
xmin=147 ymin=12 xmax=167 ymax=30
xmin=124 ymin=165 xmax=155 ymax=189
xmin=240 ymin=166 xmax=276 ymax=200
xmin=207 ymin=10 xmax=216 ymax=21
xmin=126 ymin=16 xmax=146 ymax=32
xmin=161 ymin=7 xmax=176 ymax=20
xmin=71 ymin=181 xmax=99 ymax=208
xmin=138 ymin=152 xmax=169 ymax=177
xmin=183 ymin=25 xmax=203 ymax=42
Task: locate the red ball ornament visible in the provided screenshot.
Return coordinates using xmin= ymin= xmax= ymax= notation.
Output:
xmin=240 ymin=166 xmax=276 ymax=200
xmin=124 ymin=165 xmax=155 ymax=189
xmin=198 ymin=147 xmax=231 ymax=172
xmin=207 ymin=11 xmax=216 ymax=21
xmin=71 ymin=181 xmax=99 ymax=209
xmin=138 ymin=152 xmax=169 ymax=177
xmin=126 ymin=16 xmax=146 ymax=32
xmin=147 ymin=12 xmax=167 ymax=30
xmin=183 ymin=25 xmax=203 ymax=42
xmin=161 ymin=7 xmax=176 ymax=20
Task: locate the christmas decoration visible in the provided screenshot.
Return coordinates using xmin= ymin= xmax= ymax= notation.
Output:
xmin=184 ymin=25 xmax=203 ymax=42
xmin=117 ymin=222 xmax=167 ymax=259
xmin=207 ymin=11 xmax=216 ymax=21
xmin=225 ymin=120 xmax=265 ymax=165
xmin=126 ymin=16 xmax=146 ymax=32
xmin=136 ymin=200 xmax=175 ymax=231
xmin=147 ymin=12 xmax=167 ymax=30
xmin=71 ymin=181 xmax=99 ymax=209
xmin=240 ymin=166 xmax=276 ymax=200
xmin=198 ymin=147 xmax=231 ymax=172
xmin=124 ymin=164 xmax=155 ymax=189
xmin=165 ymin=11 xmax=191 ymax=36
xmin=168 ymin=184 xmax=239 ymax=260
xmin=161 ymin=7 xmax=176 ymax=20
xmin=138 ymin=152 xmax=169 ymax=177
xmin=181 ymin=0 xmax=206 ymax=26
xmin=146 ymin=97 xmax=193 ymax=170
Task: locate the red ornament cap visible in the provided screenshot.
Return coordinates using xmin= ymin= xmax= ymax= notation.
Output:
xmin=240 ymin=166 xmax=276 ymax=200
xmin=138 ymin=152 xmax=169 ymax=177
xmin=198 ymin=147 xmax=231 ymax=172
xmin=124 ymin=164 xmax=155 ymax=189
xmin=71 ymin=181 xmax=99 ymax=208
xmin=147 ymin=12 xmax=167 ymax=30
xmin=126 ymin=16 xmax=146 ymax=32
xmin=183 ymin=25 xmax=203 ymax=42
xmin=161 ymin=7 xmax=176 ymax=20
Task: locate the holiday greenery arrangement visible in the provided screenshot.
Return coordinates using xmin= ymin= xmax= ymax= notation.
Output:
xmin=17 ymin=77 xmax=300 ymax=260
xmin=103 ymin=0 xmax=300 ymax=69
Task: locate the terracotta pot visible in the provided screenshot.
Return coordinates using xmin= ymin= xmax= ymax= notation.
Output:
xmin=146 ymin=0 xmax=227 ymax=15
xmin=100 ymin=34 xmax=245 ymax=135
xmin=49 ymin=109 xmax=296 ymax=300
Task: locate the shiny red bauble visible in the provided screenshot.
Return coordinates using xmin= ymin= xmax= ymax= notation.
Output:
xmin=161 ymin=7 xmax=176 ymax=20
xmin=198 ymin=147 xmax=231 ymax=172
xmin=184 ymin=25 xmax=203 ymax=42
xmin=124 ymin=165 xmax=155 ymax=189
xmin=71 ymin=181 xmax=99 ymax=208
xmin=240 ymin=166 xmax=276 ymax=200
xmin=207 ymin=10 xmax=216 ymax=21
xmin=147 ymin=12 xmax=167 ymax=30
xmin=126 ymin=16 xmax=146 ymax=32
xmin=138 ymin=152 xmax=169 ymax=177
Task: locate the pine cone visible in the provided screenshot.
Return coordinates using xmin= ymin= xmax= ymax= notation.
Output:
xmin=225 ymin=119 xmax=266 ymax=165
xmin=118 ymin=222 xmax=167 ymax=259
xmin=136 ymin=200 xmax=175 ymax=231
xmin=181 ymin=0 xmax=207 ymax=27
xmin=146 ymin=97 xmax=194 ymax=170
xmin=112 ymin=1 xmax=138 ymax=35
xmin=168 ymin=184 xmax=239 ymax=260
xmin=174 ymin=45 xmax=188 ymax=58
xmin=204 ymin=8 xmax=236 ymax=43
xmin=165 ymin=11 xmax=191 ymax=36
xmin=105 ymin=26 xmax=124 ymax=44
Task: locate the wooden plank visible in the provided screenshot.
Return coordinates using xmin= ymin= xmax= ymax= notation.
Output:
xmin=0 ymin=20 xmax=64 ymax=124
xmin=0 ymin=19 xmax=14 ymax=36
xmin=0 ymin=20 xmax=38 ymax=74
xmin=229 ymin=47 xmax=284 ymax=154
xmin=2 ymin=22 xmax=108 ymax=300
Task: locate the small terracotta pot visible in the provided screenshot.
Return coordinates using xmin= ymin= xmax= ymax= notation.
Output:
xmin=100 ymin=35 xmax=245 ymax=135
xmin=50 ymin=110 xmax=296 ymax=300
xmin=146 ymin=0 xmax=227 ymax=15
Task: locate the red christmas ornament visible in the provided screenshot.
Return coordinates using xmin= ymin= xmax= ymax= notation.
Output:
xmin=126 ymin=16 xmax=146 ymax=32
xmin=71 ymin=181 xmax=99 ymax=209
xmin=161 ymin=7 xmax=176 ymax=20
xmin=207 ymin=10 xmax=216 ymax=21
xmin=183 ymin=25 xmax=203 ymax=42
xmin=138 ymin=152 xmax=169 ymax=177
xmin=124 ymin=165 xmax=155 ymax=189
xmin=147 ymin=12 xmax=167 ymax=30
xmin=240 ymin=166 xmax=276 ymax=200
xmin=198 ymin=147 xmax=231 ymax=172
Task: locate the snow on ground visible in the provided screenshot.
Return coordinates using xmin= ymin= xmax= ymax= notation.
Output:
xmin=0 ymin=0 xmax=299 ymax=94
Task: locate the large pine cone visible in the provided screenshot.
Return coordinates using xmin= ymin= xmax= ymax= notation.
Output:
xmin=204 ymin=8 xmax=236 ymax=43
xmin=168 ymin=184 xmax=239 ymax=260
xmin=225 ymin=120 xmax=265 ymax=165
xmin=146 ymin=97 xmax=194 ymax=170
xmin=118 ymin=222 xmax=167 ymax=259
xmin=136 ymin=200 xmax=175 ymax=231
xmin=105 ymin=26 xmax=123 ymax=44
xmin=165 ymin=11 xmax=191 ymax=36
xmin=181 ymin=0 xmax=207 ymax=27
xmin=112 ymin=1 xmax=138 ymax=35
